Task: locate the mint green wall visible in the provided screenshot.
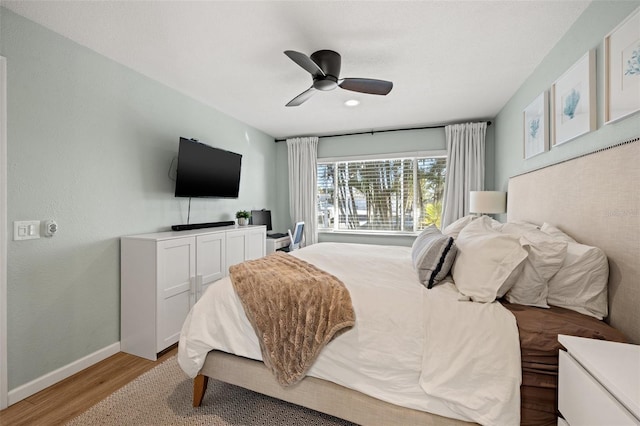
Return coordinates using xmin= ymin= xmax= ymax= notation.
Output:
xmin=1 ymin=8 xmax=279 ymax=390
xmin=274 ymin=141 xmax=291 ymax=233
xmin=494 ymin=1 xmax=640 ymax=198
xmin=276 ymin=125 xmax=495 ymax=246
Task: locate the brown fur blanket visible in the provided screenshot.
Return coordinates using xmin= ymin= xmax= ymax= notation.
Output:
xmin=229 ymin=252 xmax=355 ymax=386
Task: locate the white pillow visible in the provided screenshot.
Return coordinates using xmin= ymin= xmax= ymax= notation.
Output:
xmin=540 ymin=223 xmax=576 ymax=243
xmin=500 ymin=221 xmax=540 ymax=234
xmin=540 ymin=223 xmax=608 ymax=319
xmin=442 ymin=215 xmax=477 ymax=239
xmin=412 ymin=225 xmax=458 ymax=288
xmin=451 ymin=216 xmax=528 ymax=303
xmin=503 ymin=230 xmax=568 ymax=308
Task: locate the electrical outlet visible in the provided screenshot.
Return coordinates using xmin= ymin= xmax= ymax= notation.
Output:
xmin=14 ymin=220 xmax=40 ymax=241
xmin=43 ymin=219 xmax=58 ymax=237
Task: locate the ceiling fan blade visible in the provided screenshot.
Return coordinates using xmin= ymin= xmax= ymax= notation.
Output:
xmin=339 ymin=78 xmax=393 ymax=95
xmin=284 ymin=50 xmax=325 ymax=77
xmin=286 ymin=86 xmax=316 ymax=107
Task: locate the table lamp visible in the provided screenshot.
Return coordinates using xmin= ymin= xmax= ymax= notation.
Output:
xmin=469 ymin=191 xmax=507 ymax=215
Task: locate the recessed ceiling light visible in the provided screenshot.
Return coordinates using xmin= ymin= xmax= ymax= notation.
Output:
xmin=344 ymin=99 xmax=360 ymax=107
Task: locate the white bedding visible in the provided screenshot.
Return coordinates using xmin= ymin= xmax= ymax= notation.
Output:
xmin=178 ymin=242 xmax=521 ymax=425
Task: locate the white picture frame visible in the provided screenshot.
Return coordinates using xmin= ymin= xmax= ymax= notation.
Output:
xmin=605 ymin=7 xmax=640 ymax=124
xmin=551 ymin=50 xmax=596 ymax=146
xmin=523 ymin=91 xmax=549 ymax=159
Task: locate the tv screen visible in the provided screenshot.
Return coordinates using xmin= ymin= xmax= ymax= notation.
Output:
xmin=174 ymin=137 xmax=242 ymax=198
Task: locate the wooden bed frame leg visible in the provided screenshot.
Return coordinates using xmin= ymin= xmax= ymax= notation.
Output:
xmin=193 ymin=374 xmax=209 ymax=407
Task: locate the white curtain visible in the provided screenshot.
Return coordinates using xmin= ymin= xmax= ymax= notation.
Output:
xmin=441 ymin=122 xmax=487 ymax=229
xmin=286 ymin=137 xmax=318 ymax=246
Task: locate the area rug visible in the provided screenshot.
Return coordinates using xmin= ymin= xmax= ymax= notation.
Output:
xmin=66 ymin=356 xmax=355 ymax=425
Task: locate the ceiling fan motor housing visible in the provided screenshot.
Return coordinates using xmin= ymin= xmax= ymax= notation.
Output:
xmin=313 ymin=76 xmax=338 ymax=91
xmin=310 ymin=50 xmax=341 ymax=91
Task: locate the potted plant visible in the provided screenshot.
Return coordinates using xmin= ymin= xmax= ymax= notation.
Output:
xmin=235 ymin=210 xmax=250 ymax=226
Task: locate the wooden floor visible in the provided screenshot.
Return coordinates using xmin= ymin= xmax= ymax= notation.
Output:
xmin=0 ymin=346 xmax=178 ymax=426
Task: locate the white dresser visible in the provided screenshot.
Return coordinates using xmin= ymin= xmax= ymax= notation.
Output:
xmin=558 ymin=334 xmax=640 ymax=425
xmin=120 ymin=225 xmax=266 ymax=360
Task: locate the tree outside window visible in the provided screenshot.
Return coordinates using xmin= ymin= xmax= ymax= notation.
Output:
xmin=317 ymin=155 xmax=446 ymax=232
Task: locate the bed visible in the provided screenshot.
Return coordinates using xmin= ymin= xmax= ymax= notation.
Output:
xmin=178 ymin=138 xmax=638 ymax=425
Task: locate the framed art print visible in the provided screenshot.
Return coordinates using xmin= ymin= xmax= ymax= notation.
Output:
xmin=523 ymin=91 xmax=549 ymax=159
xmin=605 ymin=7 xmax=640 ymax=123
xmin=551 ymin=50 xmax=596 ymax=146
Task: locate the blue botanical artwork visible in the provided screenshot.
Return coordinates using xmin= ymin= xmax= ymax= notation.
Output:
xmin=524 ymin=92 xmax=546 ymax=159
xmin=624 ymin=44 xmax=640 ymax=76
xmin=562 ymin=88 xmax=581 ymax=121
xmin=529 ymin=117 xmax=540 ymax=139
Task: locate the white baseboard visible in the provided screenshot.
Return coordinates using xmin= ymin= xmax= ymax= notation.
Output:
xmin=7 ymin=342 xmax=121 ymax=406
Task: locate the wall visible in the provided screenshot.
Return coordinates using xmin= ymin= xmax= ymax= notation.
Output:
xmin=494 ymin=1 xmax=640 ymax=196
xmin=276 ymin=124 xmax=495 ymax=246
xmin=0 ymin=8 xmax=279 ymax=390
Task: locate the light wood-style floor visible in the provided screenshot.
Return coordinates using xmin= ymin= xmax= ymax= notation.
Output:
xmin=0 ymin=346 xmax=178 ymax=426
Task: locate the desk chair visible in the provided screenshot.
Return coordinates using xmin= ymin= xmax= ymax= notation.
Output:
xmin=287 ymin=222 xmax=305 ymax=251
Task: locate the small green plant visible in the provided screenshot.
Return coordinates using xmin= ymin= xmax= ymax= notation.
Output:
xmin=235 ymin=210 xmax=251 ymax=219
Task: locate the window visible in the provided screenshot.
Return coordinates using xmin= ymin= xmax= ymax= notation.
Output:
xmin=317 ymin=153 xmax=446 ymax=233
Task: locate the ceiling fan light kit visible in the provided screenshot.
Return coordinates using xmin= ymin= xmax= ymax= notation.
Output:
xmin=284 ymin=49 xmax=393 ymax=107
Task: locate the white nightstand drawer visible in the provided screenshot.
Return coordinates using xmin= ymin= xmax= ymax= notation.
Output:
xmin=559 ymin=350 xmax=639 ymax=425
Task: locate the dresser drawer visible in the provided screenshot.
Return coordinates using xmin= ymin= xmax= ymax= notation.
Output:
xmin=559 ymin=350 xmax=638 ymax=425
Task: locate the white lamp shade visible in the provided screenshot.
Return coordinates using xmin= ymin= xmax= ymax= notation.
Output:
xmin=469 ymin=191 xmax=507 ymax=214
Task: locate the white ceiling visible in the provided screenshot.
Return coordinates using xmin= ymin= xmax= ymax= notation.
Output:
xmin=2 ymin=0 xmax=590 ymax=139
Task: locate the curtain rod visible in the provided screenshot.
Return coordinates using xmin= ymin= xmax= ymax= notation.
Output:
xmin=274 ymin=121 xmax=491 ymax=143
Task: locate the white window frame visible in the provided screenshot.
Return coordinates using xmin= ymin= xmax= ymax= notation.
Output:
xmin=317 ymin=150 xmax=447 ymax=235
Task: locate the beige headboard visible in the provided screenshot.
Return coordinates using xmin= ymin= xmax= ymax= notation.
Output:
xmin=507 ymin=138 xmax=639 ymax=344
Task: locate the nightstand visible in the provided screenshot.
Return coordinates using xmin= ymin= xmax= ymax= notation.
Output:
xmin=558 ymin=335 xmax=640 ymax=425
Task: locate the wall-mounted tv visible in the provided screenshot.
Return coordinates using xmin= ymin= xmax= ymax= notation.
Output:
xmin=174 ymin=137 xmax=242 ymax=198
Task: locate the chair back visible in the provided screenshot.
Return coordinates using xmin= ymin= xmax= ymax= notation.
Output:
xmin=287 ymin=222 xmax=305 ymax=251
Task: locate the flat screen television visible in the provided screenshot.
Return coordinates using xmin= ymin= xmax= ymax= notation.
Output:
xmin=174 ymin=137 xmax=242 ymax=198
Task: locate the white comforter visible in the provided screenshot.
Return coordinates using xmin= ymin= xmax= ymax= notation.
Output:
xmin=178 ymin=242 xmax=521 ymax=425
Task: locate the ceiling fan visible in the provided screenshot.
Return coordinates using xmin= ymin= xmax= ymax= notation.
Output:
xmin=284 ymin=49 xmax=393 ymax=107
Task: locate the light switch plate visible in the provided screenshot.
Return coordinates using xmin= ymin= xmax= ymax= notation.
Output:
xmin=14 ymin=220 xmax=41 ymax=240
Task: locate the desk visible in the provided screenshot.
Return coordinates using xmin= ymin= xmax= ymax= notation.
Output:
xmin=266 ymin=235 xmax=291 ymax=254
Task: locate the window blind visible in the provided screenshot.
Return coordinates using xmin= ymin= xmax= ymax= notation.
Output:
xmin=317 ymin=155 xmax=446 ymax=233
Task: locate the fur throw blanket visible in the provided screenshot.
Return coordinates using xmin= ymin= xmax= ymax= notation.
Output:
xmin=229 ymin=252 xmax=355 ymax=386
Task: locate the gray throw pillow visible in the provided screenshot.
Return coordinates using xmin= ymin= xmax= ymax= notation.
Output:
xmin=411 ymin=225 xmax=458 ymax=289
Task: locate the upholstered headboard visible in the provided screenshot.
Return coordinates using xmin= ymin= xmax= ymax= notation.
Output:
xmin=507 ymin=138 xmax=639 ymax=344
